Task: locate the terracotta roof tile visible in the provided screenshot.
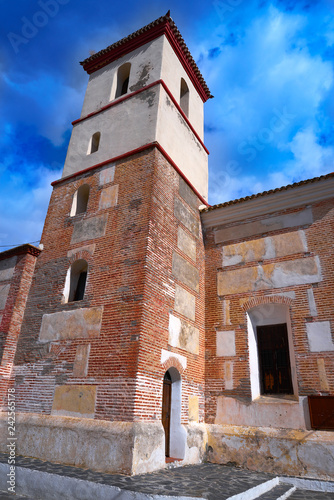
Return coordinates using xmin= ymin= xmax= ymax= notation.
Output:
xmin=80 ymin=12 xmax=213 ymax=100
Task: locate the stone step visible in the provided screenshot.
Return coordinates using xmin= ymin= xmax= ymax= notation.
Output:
xmin=256 ymin=484 xmax=296 ymax=499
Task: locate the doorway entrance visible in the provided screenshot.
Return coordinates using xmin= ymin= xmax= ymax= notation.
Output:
xmin=257 ymin=323 xmax=293 ymax=395
xmin=162 ymin=370 xmax=172 ymax=457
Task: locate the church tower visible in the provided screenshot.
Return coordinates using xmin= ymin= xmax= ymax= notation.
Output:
xmin=1 ymin=13 xmax=212 ymax=474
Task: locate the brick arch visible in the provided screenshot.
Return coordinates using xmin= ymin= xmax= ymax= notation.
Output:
xmin=161 ymin=356 xmax=186 ymax=375
xmin=241 ymin=294 xmax=294 ymax=313
xmin=68 ymin=250 xmax=92 ymax=265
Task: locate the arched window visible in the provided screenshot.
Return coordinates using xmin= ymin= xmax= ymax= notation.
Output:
xmin=115 ymin=63 xmax=131 ymax=98
xmin=63 ymin=259 xmax=88 ymax=303
xmin=88 ymin=132 xmax=100 ymax=154
xmin=180 ymin=78 xmax=189 ymax=117
xmin=70 ymin=184 xmax=90 ymax=216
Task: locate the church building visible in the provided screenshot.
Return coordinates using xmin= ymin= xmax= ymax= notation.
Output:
xmin=0 ymin=12 xmax=333 ymax=479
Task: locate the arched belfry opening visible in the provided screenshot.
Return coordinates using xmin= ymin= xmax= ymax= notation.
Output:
xmin=115 ymin=62 xmax=131 ymax=98
xmin=70 ymin=184 xmax=90 ymax=216
xmin=161 ymin=368 xmax=186 ymax=460
xmin=180 ymin=78 xmax=189 ymax=117
xmin=63 ymin=259 xmax=88 ymax=303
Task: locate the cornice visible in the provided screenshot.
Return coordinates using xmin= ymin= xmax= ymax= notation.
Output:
xmin=51 ymin=142 xmax=210 ymax=207
xmin=201 ymin=176 xmax=334 ymax=229
xmin=71 ymin=79 xmax=209 ymax=155
xmin=0 ymin=244 xmax=42 ymax=261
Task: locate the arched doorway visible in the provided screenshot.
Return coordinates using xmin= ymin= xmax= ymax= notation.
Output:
xmin=161 ymin=368 xmax=186 ymax=460
xmin=162 ymin=370 xmax=172 ymax=456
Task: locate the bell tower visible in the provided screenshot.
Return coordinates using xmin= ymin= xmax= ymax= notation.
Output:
xmin=63 ymin=11 xmax=212 ymax=200
xmin=4 ymin=13 xmax=212 ymax=475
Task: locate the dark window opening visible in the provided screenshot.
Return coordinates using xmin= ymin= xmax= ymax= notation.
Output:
xmin=73 ymin=271 xmax=87 ymax=301
xmin=257 ymin=323 xmax=293 ymax=395
xmin=72 ymin=184 xmax=90 ymax=216
xmin=89 ymin=132 xmax=100 ymax=154
xmin=68 ymin=259 xmax=88 ymax=302
xmin=121 ymin=76 xmax=129 ymax=96
xmin=180 ymin=78 xmax=189 ymax=117
xmin=115 ymin=63 xmax=131 ymax=98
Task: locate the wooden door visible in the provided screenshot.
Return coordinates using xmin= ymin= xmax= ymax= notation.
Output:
xmin=162 ymin=374 xmax=172 ymax=457
xmin=257 ymin=323 xmax=293 ymax=395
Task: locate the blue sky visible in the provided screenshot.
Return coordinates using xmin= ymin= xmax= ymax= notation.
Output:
xmin=1 ymin=0 xmax=333 ymax=250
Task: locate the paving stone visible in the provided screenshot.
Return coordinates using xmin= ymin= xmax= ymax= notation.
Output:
xmin=289 ymin=490 xmax=334 ymax=499
xmin=1 ymin=454 xmax=334 ymax=500
xmin=257 ymin=484 xmax=294 ymax=499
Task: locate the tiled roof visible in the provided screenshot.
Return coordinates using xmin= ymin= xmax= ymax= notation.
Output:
xmin=201 ymin=171 xmax=334 ymax=212
xmin=80 ymin=12 xmax=213 ymax=100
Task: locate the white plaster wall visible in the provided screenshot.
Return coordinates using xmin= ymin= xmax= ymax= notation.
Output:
xmin=156 ymin=86 xmax=208 ymax=200
xmin=0 ymin=413 xmax=165 ymax=476
xmin=80 ymin=37 xmax=165 ymax=117
xmin=215 ymin=395 xmax=309 ymax=429
xmin=63 ymin=88 xmax=159 ymax=177
xmin=160 ymin=37 xmax=204 ymax=139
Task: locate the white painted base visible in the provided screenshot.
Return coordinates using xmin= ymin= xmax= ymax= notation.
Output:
xmin=206 ymin=424 xmax=334 ymax=481
xmin=0 ymin=413 xmax=165 ymax=476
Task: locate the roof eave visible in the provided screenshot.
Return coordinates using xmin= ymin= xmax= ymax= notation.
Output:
xmin=201 ymin=174 xmax=334 ymax=229
xmin=80 ymin=14 xmax=213 ymax=102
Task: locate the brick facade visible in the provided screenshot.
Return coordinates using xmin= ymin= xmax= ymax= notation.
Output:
xmin=203 ymin=197 xmax=334 ymax=425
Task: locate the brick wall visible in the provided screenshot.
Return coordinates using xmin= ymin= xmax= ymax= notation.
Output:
xmin=0 ymin=246 xmax=40 ymax=409
xmin=10 ymin=146 xmax=206 ymax=425
xmin=204 ymin=198 xmax=334 ymax=423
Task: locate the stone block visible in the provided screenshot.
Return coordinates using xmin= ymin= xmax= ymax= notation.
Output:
xmin=39 ymin=307 xmax=103 ymax=342
xmin=174 ymin=284 xmax=196 ymax=321
xmin=52 ymin=385 xmax=96 ymax=418
xmin=224 ymin=361 xmax=233 ymax=390
xmin=73 ymin=344 xmax=91 ymax=377
xmin=215 ymin=207 xmax=313 ymax=244
xmin=307 ymin=288 xmax=318 ymax=316
xmin=177 ymin=227 xmax=196 ymax=261
xmin=168 ymin=314 xmax=199 ymax=355
xmin=306 ymin=321 xmax=334 ymax=352
xmin=71 ymin=215 xmax=108 ymax=244
xmin=174 ymin=198 xmax=199 ymax=238
xmin=216 ymin=331 xmax=236 ymax=357
xmin=179 ymin=178 xmax=198 ymax=211
xmin=222 ymin=299 xmax=231 ymax=325
xmin=218 ymin=257 xmax=321 ymax=295
xmin=223 ymin=231 xmax=307 ymax=266
xmin=188 ymin=395 xmax=199 ymax=422
xmin=215 ymin=395 xmax=307 ymax=429
xmin=317 ymin=359 xmax=330 ymax=391
xmin=99 ymin=185 xmax=118 ymax=210
xmin=223 ymin=238 xmax=266 ymax=266
xmin=0 ymin=284 xmax=10 ymax=311
xmin=99 ymin=165 xmax=115 ymax=185
xmin=218 ymin=267 xmax=258 ymax=296
xmin=172 ymin=252 xmax=199 ymax=292
xmin=0 ymin=256 xmax=17 ymax=282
